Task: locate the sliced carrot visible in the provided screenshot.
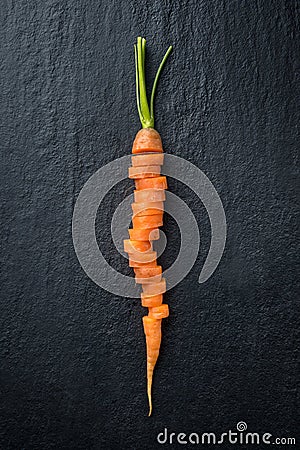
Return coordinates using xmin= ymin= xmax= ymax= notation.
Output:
xmin=132 ymin=128 xmax=163 ymax=154
xmin=135 ymin=274 xmax=162 ymax=284
xmin=128 ymin=37 xmax=172 ymax=417
xmin=129 ymin=165 xmax=161 ymax=179
xmin=135 ymin=176 xmax=167 ymax=191
xmin=132 ymin=214 xmax=163 ymax=229
xmin=131 ymin=153 xmax=164 ymax=167
xmin=134 ymin=266 xmax=162 ymax=277
xmin=148 ymin=304 xmax=169 ymax=319
xmin=134 ymin=208 xmax=163 ymax=217
xmin=129 ymin=259 xmax=157 ymax=268
xmin=123 ymin=239 xmax=152 ymax=253
xmin=134 ymin=189 xmax=166 ymax=203
xmin=132 ymin=201 xmax=164 ymax=216
xmin=141 ymin=293 xmax=163 ymax=307
xmin=128 ymin=250 xmax=157 ymax=263
xmin=128 ymin=228 xmax=159 ymax=241
xmin=142 ymin=278 xmax=166 ymax=295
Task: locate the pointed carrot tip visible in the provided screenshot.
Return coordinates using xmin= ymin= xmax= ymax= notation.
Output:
xmin=147 ymin=374 xmax=153 ymax=417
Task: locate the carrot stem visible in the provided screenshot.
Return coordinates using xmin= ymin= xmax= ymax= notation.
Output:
xmin=134 ymin=37 xmax=172 ymax=129
xmin=150 ymin=46 xmax=173 ymax=122
xmin=137 ymin=37 xmax=151 ymax=128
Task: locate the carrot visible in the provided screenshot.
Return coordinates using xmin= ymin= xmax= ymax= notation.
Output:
xmin=129 ymin=259 xmax=157 ymax=268
xmin=123 ymin=239 xmax=152 ymax=253
xmin=148 ymin=304 xmax=169 ymax=319
xmin=134 ymin=208 xmax=163 ymax=217
xmin=135 ymin=267 xmax=163 ymax=283
xmin=132 ymin=201 xmax=164 ymax=216
xmin=135 ymin=274 xmax=162 ymax=284
xmin=123 ymin=36 xmax=172 ymax=416
xmin=142 ymin=278 xmax=167 ymax=296
xmin=132 ymin=128 xmax=163 ymax=154
xmin=135 ymin=176 xmax=167 ymax=191
xmin=141 ymin=293 xmax=163 ymax=307
xmin=129 ymin=165 xmax=161 ymax=179
xmin=127 ymin=250 xmax=157 ymax=264
xmin=134 ymin=189 xmax=166 ymax=203
xmin=132 ymin=153 xmax=164 ymax=167
xmin=134 ymin=266 xmax=162 ymax=277
xmin=132 ymin=214 xmax=163 ymax=229
xmin=128 ymin=228 xmax=160 ymax=241
xmin=142 ymin=316 xmax=162 ymax=416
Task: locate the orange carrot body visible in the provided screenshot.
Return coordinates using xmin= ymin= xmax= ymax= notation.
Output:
xmin=124 ymin=127 xmax=169 ymax=415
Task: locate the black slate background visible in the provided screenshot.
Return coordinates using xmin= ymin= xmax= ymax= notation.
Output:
xmin=0 ymin=1 xmax=299 ymax=449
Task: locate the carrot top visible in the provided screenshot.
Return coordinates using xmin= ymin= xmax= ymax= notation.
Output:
xmin=134 ymin=37 xmax=172 ymax=129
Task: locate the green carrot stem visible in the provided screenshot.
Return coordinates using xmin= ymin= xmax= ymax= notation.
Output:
xmin=150 ymin=45 xmax=173 ymax=122
xmin=134 ymin=36 xmax=172 ymax=129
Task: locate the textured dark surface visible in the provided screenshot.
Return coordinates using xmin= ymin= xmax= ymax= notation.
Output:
xmin=0 ymin=0 xmax=299 ymax=449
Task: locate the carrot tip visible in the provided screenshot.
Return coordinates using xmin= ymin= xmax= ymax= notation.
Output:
xmin=147 ymin=375 xmax=153 ymax=416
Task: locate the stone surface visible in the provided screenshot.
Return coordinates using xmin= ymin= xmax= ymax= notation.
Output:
xmin=0 ymin=0 xmax=299 ymax=449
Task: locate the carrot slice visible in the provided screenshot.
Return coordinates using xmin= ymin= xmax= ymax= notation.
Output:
xmin=128 ymin=250 xmax=157 ymax=263
xmin=135 ymin=274 xmax=162 ymax=284
xmin=124 ymin=239 xmax=152 ymax=254
xmin=134 ymin=208 xmax=163 ymax=217
xmin=148 ymin=304 xmax=169 ymax=319
xmin=131 ymin=153 xmax=164 ymax=167
xmin=132 ymin=202 xmax=164 ymax=217
xmin=128 ymin=228 xmax=159 ymax=241
xmin=134 ymin=266 xmax=162 ymax=277
xmin=132 ymin=128 xmax=163 ymax=154
xmin=142 ymin=278 xmax=166 ymax=295
xmin=132 ymin=214 xmax=163 ymax=229
xmin=134 ymin=189 xmax=165 ymax=203
xmin=141 ymin=293 xmax=163 ymax=307
xmin=135 ymin=176 xmax=167 ymax=191
xmin=129 ymin=259 xmax=157 ymax=268
xmin=129 ymin=165 xmax=161 ymax=179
